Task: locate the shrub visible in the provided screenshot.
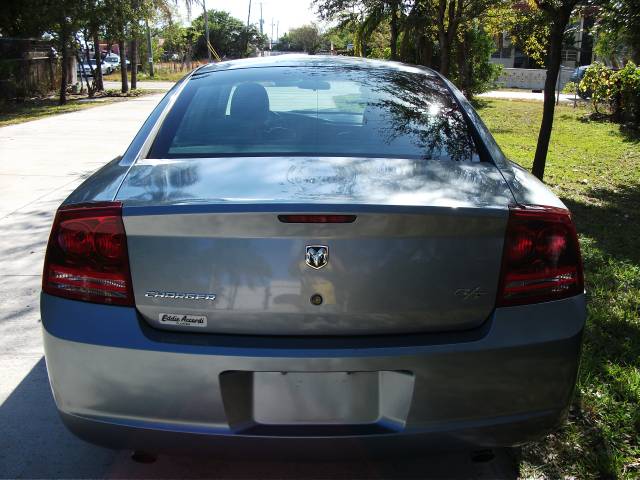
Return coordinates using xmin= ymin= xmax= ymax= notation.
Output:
xmin=580 ymin=62 xmax=617 ymax=114
xmin=616 ymin=62 xmax=640 ymax=121
xmin=580 ymin=62 xmax=640 ymax=122
xmin=452 ymin=25 xmax=503 ymax=98
xmin=562 ymin=81 xmax=579 ymax=94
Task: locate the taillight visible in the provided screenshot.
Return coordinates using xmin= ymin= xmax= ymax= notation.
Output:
xmin=42 ymin=202 xmax=134 ymax=306
xmin=496 ymin=205 xmax=584 ymax=307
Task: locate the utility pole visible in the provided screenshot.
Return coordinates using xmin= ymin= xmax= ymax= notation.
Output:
xmin=259 ymin=2 xmax=263 ymax=34
xmin=276 ymin=21 xmax=279 ymax=44
xmin=203 ymin=0 xmax=211 ymax=62
xmin=271 ymin=18 xmax=274 ymax=50
xmin=145 ymin=19 xmax=154 ymax=78
xmin=245 ymin=0 xmax=252 ymax=55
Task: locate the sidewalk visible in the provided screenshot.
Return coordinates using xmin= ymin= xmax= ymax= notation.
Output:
xmin=479 ymin=89 xmax=582 ymax=103
xmin=0 ymin=94 xmax=165 ymax=476
xmin=103 ymin=80 xmax=175 ymax=91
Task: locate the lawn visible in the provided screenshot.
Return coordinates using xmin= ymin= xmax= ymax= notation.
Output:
xmin=478 ymin=99 xmax=640 ymax=479
xmin=103 ymin=69 xmax=188 ymax=82
xmin=0 ymin=89 xmax=153 ymax=127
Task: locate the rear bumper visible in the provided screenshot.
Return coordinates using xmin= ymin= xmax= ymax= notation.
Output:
xmin=41 ymin=293 xmax=585 ymax=453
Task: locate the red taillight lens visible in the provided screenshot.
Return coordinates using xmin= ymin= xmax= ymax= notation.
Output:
xmin=43 ymin=202 xmax=134 ymax=306
xmin=496 ymin=205 xmax=584 ymax=307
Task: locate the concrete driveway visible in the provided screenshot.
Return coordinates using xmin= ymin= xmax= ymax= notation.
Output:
xmin=0 ymin=96 xmax=517 ymax=479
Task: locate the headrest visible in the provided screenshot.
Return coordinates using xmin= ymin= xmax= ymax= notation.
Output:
xmin=230 ymin=82 xmax=270 ymax=121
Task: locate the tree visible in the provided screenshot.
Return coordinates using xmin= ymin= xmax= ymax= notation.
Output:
xmin=55 ymin=0 xmax=86 ymax=104
xmin=103 ymin=0 xmax=132 ymax=92
xmin=0 ymin=0 xmax=55 ymax=37
xmin=315 ymin=0 xmax=404 ymax=58
xmin=189 ymin=9 xmax=266 ymax=58
xmin=287 ymin=24 xmax=324 ymax=53
xmin=593 ymin=0 xmax=640 ymax=65
xmin=531 ymin=0 xmax=579 ymax=180
xmin=79 ymin=0 xmax=108 ymax=93
xmin=484 ymin=0 xmax=551 ymax=68
xmin=324 ymin=21 xmax=357 ymax=51
xmin=315 ymin=0 xmax=501 ymax=96
xmin=160 ymin=21 xmax=191 ymax=60
xmin=398 ymin=0 xmax=438 ymax=66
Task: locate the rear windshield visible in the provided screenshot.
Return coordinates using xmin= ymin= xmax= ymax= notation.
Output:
xmin=149 ymin=66 xmax=480 ymax=162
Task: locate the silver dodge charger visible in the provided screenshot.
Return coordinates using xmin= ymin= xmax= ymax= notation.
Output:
xmin=41 ymin=55 xmax=585 ymax=456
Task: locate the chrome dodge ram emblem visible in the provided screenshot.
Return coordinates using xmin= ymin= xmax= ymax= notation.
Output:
xmin=306 ymin=245 xmax=328 ymax=269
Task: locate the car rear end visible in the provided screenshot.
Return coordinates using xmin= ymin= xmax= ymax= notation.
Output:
xmin=41 ymin=57 xmax=586 ymax=455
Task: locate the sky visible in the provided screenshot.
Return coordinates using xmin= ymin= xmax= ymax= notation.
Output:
xmin=175 ymin=0 xmax=320 ymax=40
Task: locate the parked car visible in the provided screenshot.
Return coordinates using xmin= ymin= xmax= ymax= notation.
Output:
xmin=103 ymin=53 xmax=130 ymax=71
xmin=570 ymin=65 xmax=591 ymax=99
xmin=42 ymin=55 xmax=585 ymax=457
xmin=77 ymin=59 xmax=111 ymax=77
xmin=570 ymin=65 xmax=590 ymax=84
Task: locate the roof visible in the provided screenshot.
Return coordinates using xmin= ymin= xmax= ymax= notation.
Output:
xmin=195 ymin=54 xmax=437 ymax=77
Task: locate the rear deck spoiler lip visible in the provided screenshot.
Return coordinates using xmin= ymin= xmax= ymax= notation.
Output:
xmin=120 ymin=202 xmax=510 ymax=217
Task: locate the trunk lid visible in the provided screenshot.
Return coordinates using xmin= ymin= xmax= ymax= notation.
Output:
xmin=119 ymin=157 xmax=514 ymax=335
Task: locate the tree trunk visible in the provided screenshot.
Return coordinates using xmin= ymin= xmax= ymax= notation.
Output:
xmin=119 ymin=39 xmax=128 ymax=93
xmin=423 ymin=38 xmax=433 ymax=68
xmin=58 ymin=21 xmax=69 ymax=105
xmin=93 ymin=30 xmax=103 ymax=91
xmin=130 ymin=39 xmax=138 ymax=90
xmin=456 ymin=36 xmax=468 ymax=94
xmin=389 ymin=1 xmax=399 ymax=60
xmin=48 ymin=47 xmax=56 ymax=90
xmin=457 ymin=29 xmax=472 ymax=96
xmin=399 ymin=26 xmax=411 ymax=61
xmin=443 ymin=0 xmax=461 ymax=77
xmin=437 ymin=0 xmax=448 ymax=75
xmin=532 ymin=23 xmax=566 ymax=181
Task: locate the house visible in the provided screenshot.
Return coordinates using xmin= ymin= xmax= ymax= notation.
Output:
xmin=489 ymin=14 xmax=594 ymax=89
xmin=490 ymin=15 xmax=594 ymax=70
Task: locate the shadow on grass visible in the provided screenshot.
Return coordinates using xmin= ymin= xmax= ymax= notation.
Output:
xmin=619 ymin=124 xmax=640 ymax=144
xmin=470 ymin=98 xmax=492 ymax=110
xmin=577 ymin=111 xmax=640 ymax=144
xmin=563 ymin=183 xmax=640 ymax=265
xmin=543 ymin=183 xmax=640 ymax=478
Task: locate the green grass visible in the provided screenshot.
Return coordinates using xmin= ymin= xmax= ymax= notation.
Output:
xmin=0 ymin=97 xmax=112 ymax=127
xmin=0 ymin=89 xmax=154 ymax=127
xmin=478 ymin=99 xmax=640 ymax=479
xmin=103 ymin=69 xmax=187 ymax=82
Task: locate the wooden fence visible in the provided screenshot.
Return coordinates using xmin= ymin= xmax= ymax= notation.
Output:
xmin=0 ymin=38 xmax=60 ymax=100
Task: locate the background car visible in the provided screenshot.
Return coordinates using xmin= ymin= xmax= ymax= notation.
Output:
xmin=102 ymin=53 xmax=130 ymax=71
xmin=570 ymin=65 xmax=590 ymax=84
xmin=42 ymin=55 xmax=586 ymax=457
xmin=77 ymin=59 xmax=111 ymax=77
xmin=570 ymin=65 xmax=591 ymax=99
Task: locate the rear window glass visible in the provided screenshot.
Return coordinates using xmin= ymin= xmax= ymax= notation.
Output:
xmin=149 ymin=66 xmax=479 ymax=162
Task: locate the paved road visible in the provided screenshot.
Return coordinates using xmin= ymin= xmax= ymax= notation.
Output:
xmin=0 ymin=96 xmax=517 ymax=478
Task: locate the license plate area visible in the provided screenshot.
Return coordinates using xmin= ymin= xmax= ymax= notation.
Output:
xmin=220 ymin=370 xmax=414 ymax=435
xmin=254 ymin=371 xmax=378 ymax=425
